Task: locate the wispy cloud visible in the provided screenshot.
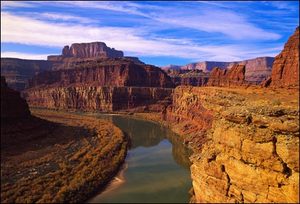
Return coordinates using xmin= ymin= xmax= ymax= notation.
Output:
xmin=27 ymin=12 xmax=98 ymax=24
xmin=1 ymin=51 xmax=51 ymax=60
xmin=1 ymin=1 xmax=36 ymax=9
xmin=2 ymin=11 xmax=280 ymax=62
xmin=56 ymin=1 xmax=150 ymax=17
xmin=1 ymin=1 xmax=298 ymax=65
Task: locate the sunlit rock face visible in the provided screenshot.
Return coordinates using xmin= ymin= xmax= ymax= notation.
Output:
xmin=163 ymin=86 xmax=299 ymax=203
xmin=207 ymin=64 xmax=247 ymax=87
xmin=267 ymin=27 xmax=299 ymax=88
xmin=48 ymin=42 xmax=123 ymax=61
xmin=162 ymin=57 xmax=274 ymax=86
xmin=27 ymin=58 xmax=174 ymax=88
xmin=23 ymin=86 xmax=173 ymax=112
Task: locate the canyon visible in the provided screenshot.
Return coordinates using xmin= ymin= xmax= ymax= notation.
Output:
xmin=1 ymin=25 xmax=299 ymax=203
xmin=162 ymin=56 xmax=274 ymax=86
xmin=161 ymin=86 xmax=299 ymax=203
xmin=1 ymin=58 xmax=53 ymax=90
xmin=1 ymin=76 xmax=128 ymax=203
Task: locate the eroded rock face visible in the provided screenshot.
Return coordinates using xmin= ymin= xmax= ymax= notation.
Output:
xmin=165 ymin=69 xmax=209 ymax=86
xmin=48 ymin=42 xmax=123 ymax=61
xmin=1 ymin=58 xmax=53 ymax=90
xmin=23 ymin=86 xmax=173 ymax=112
xmin=1 ymin=76 xmax=31 ymax=120
xmin=163 ymin=86 xmax=299 ymax=203
xmin=162 ymin=57 xmax=274 ymax=84
xmin=207 ymin=64 xmax=246 ymax=87
xmin=27 ymin=59 xmax=174 ymax=88
xmin=269 ymin=27 xmax=299 ymax=88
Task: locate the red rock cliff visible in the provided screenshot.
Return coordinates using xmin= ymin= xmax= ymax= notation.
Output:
xmin=207 ymin=64 xmax=246 ymax=87
xmin=48 ymin=42 xmax=123 ymax=61
xmin=27 ymin=59 xmax=174 ymax=88
xmin=23 ymin=86 xmax=173 ymax=112
xmin=268 ymin=27 xmax=299 ymax=88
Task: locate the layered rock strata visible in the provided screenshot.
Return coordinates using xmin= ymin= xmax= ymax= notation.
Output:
xmin=268 ymin=27 xmax=299 ymax=88
xmin=162 ymin=57 xmax=274 ymax=84
xmin=47 ymin=42 xmax=123 ymax=61
xmin=207 ymin=64 xmax=247 ymax=87
xmin=165 ymin=69 xmax=209 ymax=86
xmin=27 ymin=59 xmax=174 ymax=88
xmin=1 ymin=58 xmax=53 ymax=90
xmin=163 ymin=86 xmax=299 ymax=203
xmin=23 ymin=86 xmax=173 ymax=112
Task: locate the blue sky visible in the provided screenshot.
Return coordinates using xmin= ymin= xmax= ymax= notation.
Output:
xmin=1 ymin=1 xmax=299 ymax=66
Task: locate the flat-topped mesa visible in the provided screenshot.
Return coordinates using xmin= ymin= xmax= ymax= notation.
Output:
xmin=47 ymin=42 xmax=124 ymax=61
xmin=27 ymin=59 xmax=174 ymax=88
xmin=266 ymin=27 xmax=299 ymax=88
xmin=207 ymin=64 xmax=246 ymax=87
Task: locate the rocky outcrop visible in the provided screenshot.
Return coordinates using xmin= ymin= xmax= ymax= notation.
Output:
xmin=165 ymin=69 xmax=209 ymax=86
xmin=1 ymin=76 xmax=31 ymax=120
xmin=242 ymin=57 xmax=273 ymax=84
xmin=268 ymin=27 xmax=299 ymax=88
xmin=23 ymin=86 xmax=173 ymax=112
xmin=162 ymin=57 xmax=274 ymax=84
xmin=1 ymin=58 xmax=53 ymax=90
xmin=48 ymin=42 xmax=123 ymax=61
xmin=207 ymin=64 xmax=246 ymax=87
xmin=27 ymin=59 xmax=174 ymax=88
xmin=163 ymin=86 xmax=299 ymax=203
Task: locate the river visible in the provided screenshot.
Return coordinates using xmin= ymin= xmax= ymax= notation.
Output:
xmin=87 ymin=114 xmax=192 ymax=203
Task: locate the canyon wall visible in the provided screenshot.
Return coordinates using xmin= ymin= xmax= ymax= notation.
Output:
xmin=1 ymin=58 xmax=53 ymax=90
xmin=23 ymin=86 xmax=173 ymax=112
xmin=27 ymin=59 xmax=174 ymax=88
xmin=165 ymin=69 xmax=209 ymax=86
xmin=162 ymin=57 xmax=274 ymax=85
xmin=207 ymin=64 xmax=247 ymax=87
xmin=163 ymin=86 xmax=299 ymax=203
xmin=161 ymin=28 xmax=299 ymax=203
xmin=268 ymin=27 xmax=299 ymax=88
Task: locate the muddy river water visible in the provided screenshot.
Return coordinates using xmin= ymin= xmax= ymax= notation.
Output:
xmin=88 ymin=114 xmax=192 ymax=203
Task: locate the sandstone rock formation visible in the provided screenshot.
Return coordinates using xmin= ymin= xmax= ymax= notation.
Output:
xmin=1 ymin=76 xmax=31 ymax=120
xmin=162 ymin=57 xmax=273 ymax=85
xmin=27 ymin=58 xmax=174 ymax=88
xmin=47 ymin=42 xmax=123 ymax=61
xmin=162 ymin=86 xmax=299 ymax=203
xmin=207 ymin=64 xmax=246 ymax=87
xmin=23 ymin=86 xmax=173 ymax=112
xmin=268 ymin=27 xmax=299 ymax=88
xmin=1 ymin=58 xmax=53 ymax=90
xmin=165 ymin=69 xmax=209 ymax=86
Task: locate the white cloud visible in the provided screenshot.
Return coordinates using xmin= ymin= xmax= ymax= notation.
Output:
xmin=1 ymin=1 xmax=36 ymax=9
xmin=152 ymin=9 xmax=281 ymax=41
xmin=1 ymin=11 xmax=279 ymax=64
xmin=56 ymin=1 xmax=150 ymax=17
xmin=38 ymin=12 xmax=98 ymax=24
xmin=1 ymin=51 xmax=50 ymax=60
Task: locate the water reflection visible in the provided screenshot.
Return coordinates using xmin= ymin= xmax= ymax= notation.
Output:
xmin=90 ymin=114 xmax=192 ymax=203
xmin=97 ymin=114 xmax=192 ymax=168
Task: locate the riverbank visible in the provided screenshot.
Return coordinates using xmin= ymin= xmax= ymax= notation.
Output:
xmin=133 ymin=86 xmax=299 ymax=203
xmin=1 ymin=109 xmax=128 ymax=203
